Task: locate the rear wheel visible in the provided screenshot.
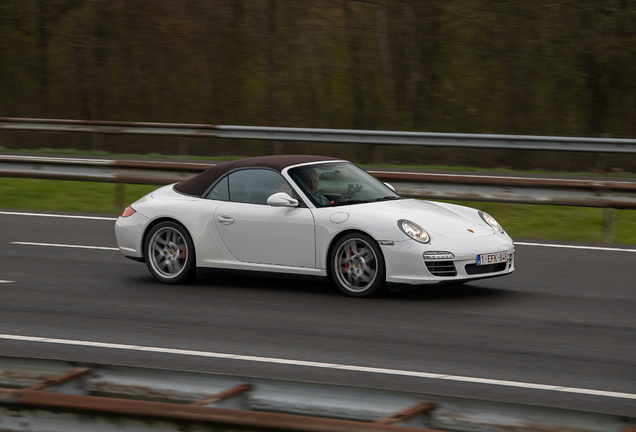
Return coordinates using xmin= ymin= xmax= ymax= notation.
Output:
xmin=329 ymin=233 xmax=385 ymax=297
xmin=144 ymin=221 xmax=196 ymax=284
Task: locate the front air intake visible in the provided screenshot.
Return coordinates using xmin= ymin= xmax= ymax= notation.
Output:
xmin=425 ymin=261 xmax=457 ymax=277
xmin=465 ymin=262 xmax=507 ymax=275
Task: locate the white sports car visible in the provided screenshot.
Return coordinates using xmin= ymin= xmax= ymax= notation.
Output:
xmin=115 ymin=155 xmax=514 ymax=297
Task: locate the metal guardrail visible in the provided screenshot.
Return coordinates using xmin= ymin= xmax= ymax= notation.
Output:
xmin=0 ymin=356 xmax=634 ymax=432
xmin=1 ymin=154 xmax=634 ymax=243
xmin=0 ymin=154 xmax=209 ymax=184
xmin=2 ymin=117 xmax=636 ymax=153
xmin=371 ymin=171 xmax=636 ymax=209
xmin=2 ymin=155 xmax=636 ymax=209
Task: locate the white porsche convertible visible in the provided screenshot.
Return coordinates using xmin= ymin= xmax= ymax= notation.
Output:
xmin=115 ymin=155 xmax=514 ymax=297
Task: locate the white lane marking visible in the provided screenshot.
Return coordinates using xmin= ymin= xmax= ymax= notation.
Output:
xmin=0 ymin=211 xmax=117 ymax=221
xmin=11 ymin=242 xmax=118 ymax=251
xmin=0 ymin=334 xmax=633 ymax=400
xmin=2 ymin=211 xmax=636 ymax=252
xmin=0 ymin=281 xmax=15 ymax=284
xmin=516 ymin=242 xmax=636 ymax=253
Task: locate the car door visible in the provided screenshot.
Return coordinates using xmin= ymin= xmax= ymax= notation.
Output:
xmin=212 ymin=168 xmax=316 ymax=267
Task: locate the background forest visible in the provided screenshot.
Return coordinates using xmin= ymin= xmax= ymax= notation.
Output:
xmin=1 ymin=0 xmax=636 ymax=166
xmin=2 ymin=0 xmax=636 ymax=241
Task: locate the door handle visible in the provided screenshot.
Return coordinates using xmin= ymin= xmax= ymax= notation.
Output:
xmin=217 ymin=215 xmax=235 ymax=225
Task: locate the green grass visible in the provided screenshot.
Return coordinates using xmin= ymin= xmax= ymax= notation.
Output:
xmin=1 ymin=148 xmax=635 ymax=244
xmin=444 ymin=201 xmax=636 ymax=245
xmin=0 ymin=178 xmax=156 ymax=214
xmin=1 ymin=177 xmax=635 ymax=244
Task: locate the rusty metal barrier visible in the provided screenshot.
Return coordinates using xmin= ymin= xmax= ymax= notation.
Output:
xmin=0 ymin=389 xmax=440 ymax=432
xmin=368 ymin=170 xmax=636 ymax=209
xmin=2 ymin=154 xmax=635 ymax=207
xmin=0 ymin=356 xmax=633 ymax=432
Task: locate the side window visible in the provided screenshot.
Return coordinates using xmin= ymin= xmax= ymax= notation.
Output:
xmin=228 ymin=169 xmax=291 ymax=205
xmin=206 ymin=176 xmax=229 ymax=201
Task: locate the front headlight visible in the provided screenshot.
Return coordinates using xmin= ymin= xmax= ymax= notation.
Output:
xmin=398 ymin=219 xmax=430 ymax=243
xmin=479 ymin=211 xmax=504 ymax=233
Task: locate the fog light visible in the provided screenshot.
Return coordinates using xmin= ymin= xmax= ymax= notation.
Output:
xmin=423 ymin=251 xmax=455 ymax=260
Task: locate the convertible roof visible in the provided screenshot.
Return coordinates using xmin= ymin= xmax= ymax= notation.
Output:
xmin=174 ymin=154 xmax=339 ymax=197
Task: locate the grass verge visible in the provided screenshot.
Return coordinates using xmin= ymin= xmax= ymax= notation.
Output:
xmin=0 ymin=178 xmax=156 ymax=214
xmin=444 ymin=200 xmax=636 ymax=245
xmin=1 ymin=177 xmax=635 ymax=245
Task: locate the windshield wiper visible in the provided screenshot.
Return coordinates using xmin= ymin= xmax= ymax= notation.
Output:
xmin=374 ymin=196 xmax=401 ymax=201
xmin=330 ymin=199 xmax=369 ymax=206
xmin=330 ymin=196 xmax=400 ymax=206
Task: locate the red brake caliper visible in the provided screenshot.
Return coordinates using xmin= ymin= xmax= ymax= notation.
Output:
xmin=345 ymin=248 xmax=354 ymax=269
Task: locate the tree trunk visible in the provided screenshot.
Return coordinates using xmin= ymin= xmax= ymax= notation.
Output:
xmin=264 ymin=0 xmax=283 ymax=152
xmin=35 ymin=0 xmax=49 ymax=116
xmin=343 ymin=0 xmax=366 ymax=129
xmin=376 ymin=0 xmax=397 ymax=126
xmin=93 ymin=0 xmax=113 ymax=120
xmin=404 ymin=0 xmax=421 ymax=129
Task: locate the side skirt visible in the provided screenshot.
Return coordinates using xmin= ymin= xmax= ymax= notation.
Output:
xmin=196 ymin=267 xmax=330 ymax=283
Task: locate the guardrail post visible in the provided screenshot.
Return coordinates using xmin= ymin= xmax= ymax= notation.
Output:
xmin=25 ymin=367 xmax=91 ymax=395
xmin=273 ymin=140 xmax=284 ymax=155
xmin=190 ymin=384 xmax=252 ymax=409
xmin=178 ymin=137 xmax=189 ymax=156
xmin=92 ymin=134 xmax=103 ymax=152
xmin=115 ymin=183 xmax=126 ymax=214
xmin=375 ymin=402 xmax=436 ymax=426
xmin=373 ymin=145 xmax=385 ymax=165
xmin=604 ymin=208 xmax=616 ymax=244
xmin=596 ymin=153 xmax=607 ymax=173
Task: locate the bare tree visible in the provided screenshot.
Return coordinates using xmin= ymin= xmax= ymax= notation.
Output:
xmin=343 ymin=0 xmax=367 ymax=128
xmin=403 ymin=0 xmax=422 ymax=129
xmin=376 ymin=0 xmax=398 ymax=126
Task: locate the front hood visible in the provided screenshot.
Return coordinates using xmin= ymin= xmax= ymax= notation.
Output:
xmin=348 ymin=199 xmax=494 ymax=239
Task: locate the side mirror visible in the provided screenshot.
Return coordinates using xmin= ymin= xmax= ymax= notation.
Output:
xmin=384 ymin=182 xmax=396 ymax=192
xmin=267 ymin=192 xmax=299 ymax=207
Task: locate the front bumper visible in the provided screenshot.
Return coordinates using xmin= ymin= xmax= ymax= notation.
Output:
xmin=381 ymin=234 xmax=515 ymax=286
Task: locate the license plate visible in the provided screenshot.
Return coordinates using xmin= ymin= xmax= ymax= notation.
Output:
xmin=477 ymin=251 xmax=508 ymax=266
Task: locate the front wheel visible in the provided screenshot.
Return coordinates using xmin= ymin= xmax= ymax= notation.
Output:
xmin=329 ymin=233 xmax=386 ymax=297
xmin=144 ymin=221 xmax=196 ymax=284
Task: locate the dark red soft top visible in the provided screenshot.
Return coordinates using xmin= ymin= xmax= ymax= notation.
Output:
xmin=173 ymin=154 xmax=339 ymax=197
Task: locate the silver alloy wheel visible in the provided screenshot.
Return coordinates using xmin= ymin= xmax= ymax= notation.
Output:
xmin=334 ymin=238 xmax=378 ymax=293
xmin=148 ymin=226 xmax=188 ymax=279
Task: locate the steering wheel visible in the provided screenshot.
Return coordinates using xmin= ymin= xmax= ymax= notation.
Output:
xmin=339 ymin=184 xmax=363 ymax=202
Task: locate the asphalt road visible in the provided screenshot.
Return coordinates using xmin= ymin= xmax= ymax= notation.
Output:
xmin=0 ymin=209 xmax=634 ymax=417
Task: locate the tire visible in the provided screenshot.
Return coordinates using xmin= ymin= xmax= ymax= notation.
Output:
xmin=144 ymin=221 xmax=196 ymax=284
xmin=329 ymin=232 xmax=386 ymax=297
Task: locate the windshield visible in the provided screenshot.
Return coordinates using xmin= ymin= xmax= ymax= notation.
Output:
xmin=288 ymin=162 xmax=400 ymax=208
